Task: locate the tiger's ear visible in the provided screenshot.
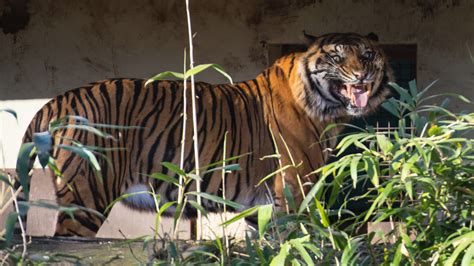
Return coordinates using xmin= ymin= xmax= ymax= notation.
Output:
xmin=303 ymin=30 xmax=318 ymax=45
xmin=366 ymin=32 xmax=379 ymax=42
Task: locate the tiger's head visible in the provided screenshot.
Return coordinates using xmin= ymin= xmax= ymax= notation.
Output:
xmin=299 ymin=32 xmax=393 ymax=120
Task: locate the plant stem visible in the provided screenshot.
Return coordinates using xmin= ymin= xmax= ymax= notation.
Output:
xmin=174 ymin=48 xmax=188 ymax=240
xmin=10 ymin=184 xmax=27 ymax=261
xmin=221 ymin=132 xmax=230 ymax=259
xmin=185 ymin=0 xmax=202 ymax=241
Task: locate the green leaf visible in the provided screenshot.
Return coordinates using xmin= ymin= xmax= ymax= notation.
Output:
xmin=404 ymin=180 xmax=413 ymax=200
xmin=161 ymin=162 xmax=187 ymax=176
xmin=257 ymin=164 xmax=294 ymax=186
xmin=16 ymin=142 xmax=35 ymax=201
xmin=408 ymin=79 xmax=417 ymax=97
xmin=185 ymin=64 xmax=233 ymax=84
xmin=147 ymin=172 xmax=179 ymax=186
xmin=392 ymin=242 xmax=403 ymax=266
xmin=220 ymin=206 xmax=259 ymax=227
xmin=417 ymin=79 xmax=438 ymax=99
xmin=382 ymin=98 xmax=400 ymax=117
xmin=350 ymin=155 xmax=361 ymax=188
xmin=401 ymin=154 xmax=419 ymax=182
xmin=158 ymin=201 xmax=176 ymax=215
xmin=376 ymin=134 xmax=393 ymax=155
xmin=461 ymin=243 xmax=474 ymax=266
xmin=4 ymin=212 xmax=18 ymax=247
xmin=145 ymin=71 xmax=185 ymax=87
xmin=270 ymin=242 xmax=290 ymax=266
xmin=57 ymin=144 xmax=102 ymax=182
xmin=298 ymin=177 xmax=326 ymax=214
xmin=0 ymin=173 xmax=13 ymax=187
xmin=186 ymin=191 xmax=243 ymax=209
xmin=283 ymin=185 xmax=297 ymax=212
xmin=428 ymin=125 xmax=443 ymax=137
xmin=187 ymin=200 xmax=208 ymax=218
xmin=33 ymin=131 xmax=52 ymax=168
xmin=314 ymin=198 xmax=329 ymax=228
xmin=202 ymin=163 xmax=241 ymax=175
xmin=53 ymin=124 xmax=115 ymax=140
xmin=364 ymin=157 xmax=379 ymax=187
xmin=445 ymin=238 xmax=472 ymax=266
xmin=258 ymin=204 xmax=273 ymax=239
xmin=290 ymin=238 xmax=314 ymax=266
xmin=390 ymin=82 xmax=414 ymax=105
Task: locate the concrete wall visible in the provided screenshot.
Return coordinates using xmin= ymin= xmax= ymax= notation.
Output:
xmin=1 ymin=0 xmax=474 ymax=167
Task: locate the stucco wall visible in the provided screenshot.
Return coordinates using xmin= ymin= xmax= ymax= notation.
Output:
xmin=1 ymin=0 xmax=474 ymax=99
xmin=1 ymin=0 xmax=474 ymax=167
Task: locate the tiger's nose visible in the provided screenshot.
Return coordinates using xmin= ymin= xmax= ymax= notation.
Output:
xmin=353 ymin=71 xmax=367 ymax=81
xmin=352 ymin=71 xmax=367 ymax=80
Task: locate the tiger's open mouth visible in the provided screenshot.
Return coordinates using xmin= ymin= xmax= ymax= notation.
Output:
xmin=339 ymin=83 xmax=373 ymax=108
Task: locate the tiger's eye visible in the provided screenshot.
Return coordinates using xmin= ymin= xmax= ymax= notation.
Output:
xmin=330 ymin=54 xmax=342 ymax=63
xmin=362 ymin=51 xmax=374 ymax=61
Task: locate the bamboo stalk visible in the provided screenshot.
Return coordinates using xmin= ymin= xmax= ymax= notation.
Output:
xmin=185 ymin=0 xmax=202 ymax=241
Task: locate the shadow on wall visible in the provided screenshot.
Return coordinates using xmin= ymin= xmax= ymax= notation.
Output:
xmin=0 ymin=0 xmax=30 ymax=34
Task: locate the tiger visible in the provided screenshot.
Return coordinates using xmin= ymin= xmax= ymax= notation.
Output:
xmin=20 ymin=32 xmax=393 ymax=236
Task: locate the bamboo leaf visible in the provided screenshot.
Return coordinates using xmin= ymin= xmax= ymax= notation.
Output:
xmin=53 ymin=125 xmax=115 ymax=140
xmin=390 ymin=82 xmax=413 ymax=105
xmin=0 ymin=173 xmax=13 ymax=187
xmin=202 ymin=163 xmax=241 ymax=175
xmin=382 ymin=98 xmax=400 ymax=117
xmin=161 ymin=162 xmax=187 ymax=176
xmin=158 ymin=201 xmax=176 ymax=215
xmin=4 ymin=212 xmax=18 ymax=247
xmin=445 ymin=237 xmax=472 ymax=266
xmin=57 ymin=144 xmax=102 ymax=182
xmin=257 ymin=164 xmax=294 ymax=186
xmin=461 ymin=243 xmax=474 ymax=266
xmin=33 ymin=131 xmax=52 ymax=168
xmin=258 ymin=204 xmax=273 ymax=239
xmin=16 ymin=142 xmax=35 ymax=201
xmin=290 ymin=238 xmax=314 ymax=266
xmin=314 ymin=198 xmax=329 ymax=228
xmin=147 ymin=172 xmax=180 ymax=186
xmin=283 ymin=185 xmax=297 ymax=212
xmin=408 ymin=79 xmax=417 ymax=97
xmin=270 ymin=242 xmax=290 ymax=266
xmin=185 ymin=64 xmax=233 ymax=84
xmin=376 ymin=134 xmax=393 ymax=155
xmin=187 ymin=200 xmax=208 ymax=218
xmin=220 ymin=206 xmax=259 ymax=226
xmin=145 ymin=71 xmax=185 ymax=87
xmin=186 ymin=191 xmax=243 ymax=209
xmin=364 ymin=157 xmax=379 ymax=187
xmin=350 ymin=155 xmax=361 ymax=188
xmin=298 ymin=177 xmax=326 ymax=214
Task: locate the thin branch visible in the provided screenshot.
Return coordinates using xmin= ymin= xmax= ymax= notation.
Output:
xmin=174 ymin=48 xmax=188 ymax=240
xmin=185 ymin=0 xmax=202 ymax=240
xmin=10 ymin=183 xmax=27 ymax=261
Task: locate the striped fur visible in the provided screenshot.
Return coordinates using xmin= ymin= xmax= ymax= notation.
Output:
xmin=22 ymin=33 xmax=392 ymax=236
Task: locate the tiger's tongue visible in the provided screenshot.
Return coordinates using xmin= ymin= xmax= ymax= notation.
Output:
xmin=351 ymin=86 xmax=368 ymax=108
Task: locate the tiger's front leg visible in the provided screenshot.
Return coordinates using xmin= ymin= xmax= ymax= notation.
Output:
xmin=53 ymin=154 xmax=108 ymax=236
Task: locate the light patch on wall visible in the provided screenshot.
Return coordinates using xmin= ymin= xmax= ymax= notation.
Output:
xmin=0 ymin=99 xmax=49 ymax=168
